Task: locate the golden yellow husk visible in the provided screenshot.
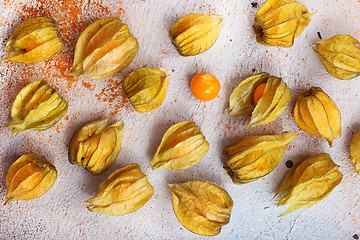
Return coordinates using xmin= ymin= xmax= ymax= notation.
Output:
xmin=350 ymin=131 xmax=360 ymax=174
xmin=3 ymin=16 xmax=64 ymax=64
xmin=314 ymin=34 xmax=360 ymax=80
xmin=229 ymin=72 xmax=292 ymax=128
xmin=275 ymin=153 xmax=342 ymax=216
xmin=69 ymin=119 xmax=124 ymax=174
xmin=5 ymin=79 xmax=68 ymax=133
xmin=223 ymin=132 xmax=296 ymax=184
xmin=151 ymin=121 xmax=209 ymax=170
xmin=169 ymin=180 xmax=233 ymax=236
xmin=122 ymin=68 xmax=170 ymax=112
xmin=294 ymin=87 xmax=341 ymax=146
xmin=170 ymin=13 xmax=224 ymax=56
xmin=253 ymin=0 xmax=314 ymax=47
xmin=6 ymin=153 xmax=57 ymax=203
xmin=86 ymin=164 xmax=154 ymax=215
xmin=69 ymin=17 xmax=139 ymax=79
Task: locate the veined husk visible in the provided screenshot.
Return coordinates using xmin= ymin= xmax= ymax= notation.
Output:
xmin=223 ymin=132 xmax=296 ymax=184
xmin=69 ymin=119 xmax=124 ymax=174
xmin=313 ymin=34 xmax=360 ymax=80
xmin=253 ymin=0 xmax=314 ymax=47
xmin=151 ymin=121 xmax=209 ymax=170
xmin=86 ymin=163 xmax=154 ymax=215
xmin=122 ymin=68 xmax=170 ymax=112
xmin=3 ymin=16 xmax=64 ymax=64
xmin=350 ymin=131 xmax=360 ymax=174
xmin=169 ymin=13 xmax=224 ymax=56
xmin=5 ymin=79 xmax=68 ymax=133
xmin=275 ymin=153 xmax=343 ymax=216
xmin=169 ymin=180 xmax=233 ymax=236
xmin=294 ymin=87 xmax=341 ymax=146
xmin=69 ymin=17 xmax=139 ymax=79
xmin=6 ymin=153 xmax=57 ymax=203
xmin=229 ymin=72 xmax=291 ymax=128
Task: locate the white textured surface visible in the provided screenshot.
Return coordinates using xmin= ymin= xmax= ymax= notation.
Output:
xmin=0 ymin=0 xmax=360 ymax=239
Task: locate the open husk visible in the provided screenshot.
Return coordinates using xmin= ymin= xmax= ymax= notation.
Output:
xmin=253 ymin=0 xmax=314 ymax=47
xmin=5 ymin=79 xmax=68 ymax=133
xmin=3 ymin=16 xmax=64 ymax=64
xmin=6 ymin=153 xmax=57 ymax=203
xmin=275 ymin=153 xmax=342 ymax=216
xmin=86 ymin=164 xmax=154 ymax=215
xmin=69 ymin=17 xmax=139 ymax=79
xmin=170 ymin=13 xmax=224 ymax=56
xmin=223 ymin=132 xmax=296 ymax=183
xmin=294 ymin=87 xmax=341 ymax=146
xmin=350 ymin=131 xmax=360 ymax=174
xmin=122 ymin=68 xmax=170 ymax=112
xmin=229 ymin=72 xmax=291 ymax=128
xmin=169 ymin=180 xmax=233 ymax=236
xmin=69 ymin=119 xmax=124 ymax=174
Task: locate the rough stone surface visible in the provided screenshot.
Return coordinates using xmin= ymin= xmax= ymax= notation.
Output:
xmin=0 ymin=0 xmax=360 ymax=239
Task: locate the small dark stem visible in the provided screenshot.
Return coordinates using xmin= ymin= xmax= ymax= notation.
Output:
xmin=317 ymin=32 xmax=322 ymax=40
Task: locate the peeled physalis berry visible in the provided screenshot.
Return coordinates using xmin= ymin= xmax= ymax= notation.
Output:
xmin=169 ymin=180 xmax=233 ymax=236
xmin=350 ymin=131 xmax=360 ymax=174
xmin=294 ymin=87 xmax=341 ymax=146
xmin=3 ymin=16 xmax=64 ymax=64
xmin=170 ymin=13 xmax=224 ymax=56
xmin=86 ymin=164 xmax=154 ymax=215
xmin=229 ymin=72 xmax=291 ymax=128
xmin=275 ymin=153 xmax=342 ymax=216
xmin=69 ymin=119 xmax=124 ymax=174
xmin=313 ymin=34 xmax=360 ymax=80
xmin=223 ymin=132 xmax=296 ymax=184
xmin=5 ymin=153 xmax=57 ymax=203
xmin=5 ymin=79 xmax=68 ymax=133
xmin=254 ymin=0 xmax=314 ymax=47
xmin=151 ymin=121 xmax=209 ymax=170
xmin=122 ymin=68 xmax=170 ymax=112
xmin=69 ymin=17 xmax=139 ymax=79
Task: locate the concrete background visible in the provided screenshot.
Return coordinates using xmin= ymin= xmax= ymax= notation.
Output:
xmin=0 ymin=0 xmax=360 ymax=239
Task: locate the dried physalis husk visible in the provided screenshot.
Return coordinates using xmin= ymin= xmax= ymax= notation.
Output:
xmin=170 ymin=13 xmax=224 ymax=56
xmin=69 ymin=119 xmax=124 ymax=174
xmin=5 ymin=79 xmax=68 ymax=134
xmin=350 ymin=131 xmax=360 ymax=174
xmin=275 ymin=153 xmax=342 ymax=216
xmin=3 ymin=16 xmax=63 ymax=64
xmin=229 ymin=73 xmax=291 ymax=128
xmin=313 ymin=34 xmax=360 ymax=80
xmin=69 ymin=17 xmax=139 ymax=79
xmin=294 ymin=87 xmax=341 ymax=146
xmin=169 ymin=180 xmax=233 ymax=236
xmin=6 ymin=153 xmax=57 ymax=203
xmin=151 ymin=121 xmax=209 ymax=170
xmin=122 ymin=68 xmax=170 ymax=112
xmin=254 ymin=0 xmax=314 ymax=47
xmin=86 ymin=163 xmax=154 ymax=215
xmin=223 ymin=132 xmax=296 ymax=184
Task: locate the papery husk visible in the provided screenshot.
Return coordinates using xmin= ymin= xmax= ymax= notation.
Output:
xmin=3 ymin=16 xmax=63 ymax=64
xmin=69 ymin=119 xmax=124 ymax=174
xmin=314 ymin=34 xmax=360 ymax=80
xmin=170 ymin=13 xmax=224 ymax=56
xmin=253 ymin=0 xmax=314 ymax=47
xmin=275 ymin=153 xmax=342 ymax=216
xmin=122 ymin=68 xmax=170 ymax=112
xmin=223 ymin=132 xmax=296 ymax=184
xmin=86 ymin=163 xmax=154 ymax=215
xmin=69 ymin=17 xmax=139 ymax=79
xmin=350 ymin=131 xmax=360 ymax=174
xmin=5 ymin=153 xmax=57 ymax=203
xmin=294 ymin=87 xmax=341 ymax=146
xmin=151 ymin=121 xmax=209 ymax=170
xmin=168 ymin=180 xmax=233 ymax=236
xmin=229 ymin=72 xmax=291 ymax=128
xmin=5 ymin=79 xmax=68 ymax=133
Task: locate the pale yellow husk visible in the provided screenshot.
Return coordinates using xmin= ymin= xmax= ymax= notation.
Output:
xmin=350 ymin=131 xmax=360 ymax=174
